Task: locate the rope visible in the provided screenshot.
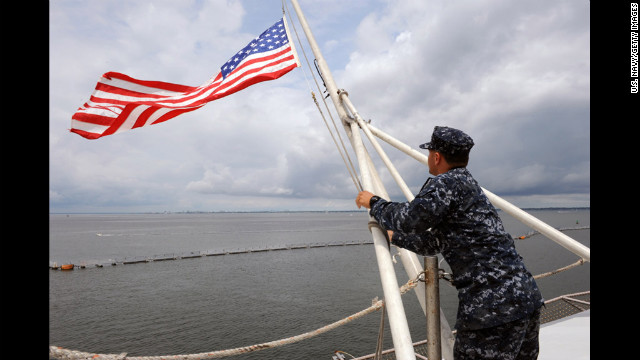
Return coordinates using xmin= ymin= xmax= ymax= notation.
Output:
xmin=49 ymin=250 xmax=583 ymax=360
xmin=513 ymin=225 xmax=590 ymax=240
xmin=310 ymin=91 xmax=363 ymax=192
xmin=50 ymin=276 xmax=421 ymax=360
xmin=509 ymin=226 xmax=589 ymax=280
xmin=533 ymin=258 xmax=586 ymax=280
xmin=49 ymin=300 xmax=382 ymax=360
xmin=283 ymin=0 xmax=363 ymax=192
xmin=373 ymin=303 xmax=386 ymax=360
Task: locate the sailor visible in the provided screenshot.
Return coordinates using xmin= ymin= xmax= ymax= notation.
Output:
xmin=356 ymin=126 xmax=544 ymax=360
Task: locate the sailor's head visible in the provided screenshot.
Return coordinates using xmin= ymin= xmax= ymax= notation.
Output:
xmin=420 ymin=126 xmax=473 ymax=172
xmin=420 ymin=126 xmax=474 ymax=155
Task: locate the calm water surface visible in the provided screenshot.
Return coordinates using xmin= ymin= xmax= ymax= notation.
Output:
xmin=49 ymin=210 xmax=590 ymax=359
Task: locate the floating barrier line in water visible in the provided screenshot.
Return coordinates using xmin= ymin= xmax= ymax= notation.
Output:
xmin=49 ymin=226 xmax=589 ymax=270
xmin=49 ymin=239 xmax=374 ymax=270
xmin=48 ymin=274 xmax=589 ymax=360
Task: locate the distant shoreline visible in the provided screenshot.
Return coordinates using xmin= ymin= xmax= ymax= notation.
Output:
xmin=50 ymin=207 xmax=590 ymax=215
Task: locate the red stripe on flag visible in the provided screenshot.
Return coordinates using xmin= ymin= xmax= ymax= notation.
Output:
xmin=70 ymin=17 xmax=300 ymax=139
xmin=72 ymin=112 xmax=115 ymax=127
xmin=94 ymin=82 xmax=172 ymax=101
xmin=100 ymin=104 xmax=138 ymax=137
xmin=211 ymin=53 xmax=297 ymax=99
xmin=103 ymin=71 xmax=199 ymax=93
xmin=70 ymin=128 xmax=103 ymax=140
xmin=151 ymin=106 xmax=203 ymax=126
xmin=132 ymin=106 xmax=158 ymax=129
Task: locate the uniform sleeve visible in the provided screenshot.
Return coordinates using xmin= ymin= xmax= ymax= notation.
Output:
xmin=369 ymin=183 xmax=451 ymax=235
xmin=391 ymin=231 xmax=441 ymax=256
xmin=369 ymin=178 xmax=453 ymax=255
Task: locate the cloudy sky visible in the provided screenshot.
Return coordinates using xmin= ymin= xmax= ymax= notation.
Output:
xmin=49 ymin=0 xmax=590 ymax=213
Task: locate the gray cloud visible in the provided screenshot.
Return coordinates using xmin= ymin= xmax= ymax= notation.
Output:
xmin=49 ymin=0 xmax=589 ymax=213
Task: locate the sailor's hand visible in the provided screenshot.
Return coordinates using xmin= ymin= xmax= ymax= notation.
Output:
xmin=355 ymin=191 xmax=375 ymax=209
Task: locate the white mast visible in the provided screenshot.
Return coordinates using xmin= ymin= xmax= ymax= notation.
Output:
xmin=288 ymin=1 xmax=417 ymax=359
xmin=286 ymin=1 xmax=590 ymax=355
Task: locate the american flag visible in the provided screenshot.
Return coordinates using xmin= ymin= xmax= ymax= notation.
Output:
xmin=71 ymin=18 xmax=300 ymax=140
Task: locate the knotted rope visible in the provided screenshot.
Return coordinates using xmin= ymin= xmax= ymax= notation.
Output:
xmin=50 ymin=275 xmax=421 ymax=360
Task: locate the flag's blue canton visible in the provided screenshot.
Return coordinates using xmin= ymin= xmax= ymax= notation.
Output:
xmin=220 ymin=19 xmax=290 ymax=79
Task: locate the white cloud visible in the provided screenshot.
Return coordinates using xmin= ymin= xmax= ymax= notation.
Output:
xmin=49 ymin=0 xmax=589 ymax=212
xmin=337 ymin=0 xmax=589 ymax=205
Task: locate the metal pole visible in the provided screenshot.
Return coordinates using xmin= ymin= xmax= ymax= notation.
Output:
xmin=482 ymin=187 xmax=590 ymax=262
xmin=288 ymin=0 xmax=351 ymax=127
xmin=289 ymin=2 xmax=416 ymax=359
xmin=341 ymin=93 xmax=455 ymax=359
xmin=339 ymin=93 xmax=414 ymax=200
xmin=348 ymin=121 xmax=417 ymax=360
xmin=365 ymin=123 xmax=590 ymax=263
xmin=424 ymin=256 xmax=442 ymax=360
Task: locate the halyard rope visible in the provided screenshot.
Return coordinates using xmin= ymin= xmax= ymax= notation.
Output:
xmin=283 ymin=0 xmax=363 ymax=192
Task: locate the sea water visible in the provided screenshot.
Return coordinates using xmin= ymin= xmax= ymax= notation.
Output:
xmin=49 ymin=209 xmax=590 ymax=359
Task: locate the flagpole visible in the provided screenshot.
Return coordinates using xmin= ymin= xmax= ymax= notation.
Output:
xmin=288 ymin=1 xmax=417 ymax=359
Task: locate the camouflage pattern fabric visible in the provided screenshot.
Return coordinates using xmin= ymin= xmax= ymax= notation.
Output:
xmin=454 ymin=307 xmax=541 ymax=360
xmin=420 ymin=125 xmax=475 ymax=154
xmin=369 ymin=167 xmax=544 ymax=331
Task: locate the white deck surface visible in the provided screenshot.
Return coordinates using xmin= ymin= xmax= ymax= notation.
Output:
xmin=538 ymin=310 xmax=590 ymax=360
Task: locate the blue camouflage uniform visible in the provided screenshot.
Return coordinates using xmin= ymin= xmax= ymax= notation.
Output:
xmin=368 ymin=126 xmax=544 ymax=359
